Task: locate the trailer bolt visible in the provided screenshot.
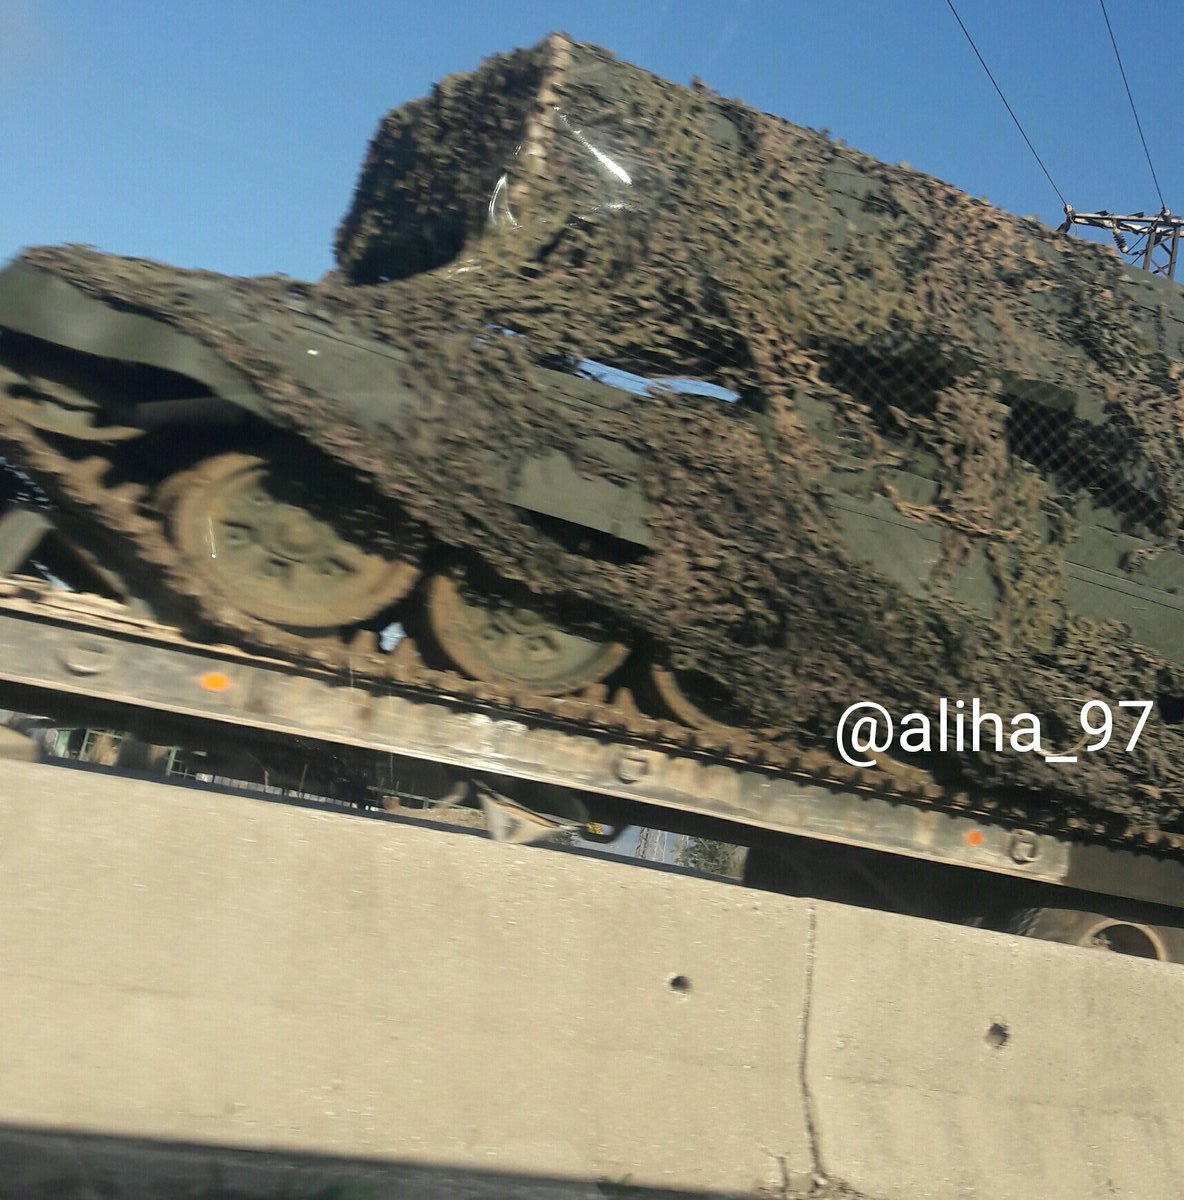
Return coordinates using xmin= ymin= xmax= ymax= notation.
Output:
xmin=616 ymin=752 xmax=649 ymax=783
xmin=58 ymin=637 xmax=115 ymax=676
xmin=1009 ymin=830 xmax=1041 ymax=864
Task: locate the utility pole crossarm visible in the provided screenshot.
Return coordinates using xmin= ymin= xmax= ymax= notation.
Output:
xmin=1059 ymin=205 xmax=1183 ymax=280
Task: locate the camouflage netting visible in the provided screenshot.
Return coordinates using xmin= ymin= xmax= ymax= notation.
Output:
xmin=18 ymin=34 xmax=1184 ymax=836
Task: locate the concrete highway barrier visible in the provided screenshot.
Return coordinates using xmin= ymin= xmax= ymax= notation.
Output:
xmin=1 ymin=758 xmax=1181 ymax=1199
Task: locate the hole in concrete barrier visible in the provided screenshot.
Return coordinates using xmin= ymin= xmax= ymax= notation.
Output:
xmin=669 ymin=974 xmax=691 ymax=994
xmin=985 ymin=1022 xmax=1009 ymax=1049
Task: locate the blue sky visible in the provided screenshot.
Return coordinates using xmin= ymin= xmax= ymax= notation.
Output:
xmin=2 ymin=1 xmax=1179 ymax=281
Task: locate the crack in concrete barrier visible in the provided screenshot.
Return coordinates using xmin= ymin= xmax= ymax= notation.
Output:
xmin=782 ymin=905 xmax=882 ymax=1200
xmin=798 ymin=903 xmax=825 ymax=1186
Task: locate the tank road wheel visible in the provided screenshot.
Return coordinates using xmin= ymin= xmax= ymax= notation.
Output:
xmin=1005 ymin=907 xmax=1172 ymax=962
xmin=166 ymin=452 xmax=419 ymax=630
xmin=424 ymin=570 xmax=628 ymax=695
xmin=646 ymin=663 xmax=728 ymax=732
xmin=644 ymin=660 xmax=768 ymax=735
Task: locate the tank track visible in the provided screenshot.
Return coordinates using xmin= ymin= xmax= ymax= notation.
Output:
xmin=1 ymin=405 xmax=1180 ymax=859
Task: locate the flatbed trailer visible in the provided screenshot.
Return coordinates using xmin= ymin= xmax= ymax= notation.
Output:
xmin=2 ymin=571 xmax=1181 ymax=961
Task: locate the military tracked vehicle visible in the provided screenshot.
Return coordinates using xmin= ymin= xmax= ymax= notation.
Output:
xmin=2 ymin=35 xmax=1184 ymax=947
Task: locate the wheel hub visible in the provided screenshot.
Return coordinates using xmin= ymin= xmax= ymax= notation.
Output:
xmin=264 ymin=507 xmax=332 ymax=560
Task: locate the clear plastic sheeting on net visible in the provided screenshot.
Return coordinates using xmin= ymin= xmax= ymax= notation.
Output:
xmin=486 ymin=173 xmax=518 ymax=232
xmin=483 ymin=106 xmax=635 ymax=238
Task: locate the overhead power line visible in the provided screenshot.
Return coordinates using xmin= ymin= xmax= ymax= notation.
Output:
xmin=944 ymin=0 xmax=1068 ymax=208
xmin=1099 ymin=0 xmax=1166 ymax=211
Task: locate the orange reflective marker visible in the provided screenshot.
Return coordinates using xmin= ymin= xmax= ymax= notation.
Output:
xmin=964 ymin=829 xmax=984 ymax=847
xmin=198 ymin=671 xmax=233 ymax=693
